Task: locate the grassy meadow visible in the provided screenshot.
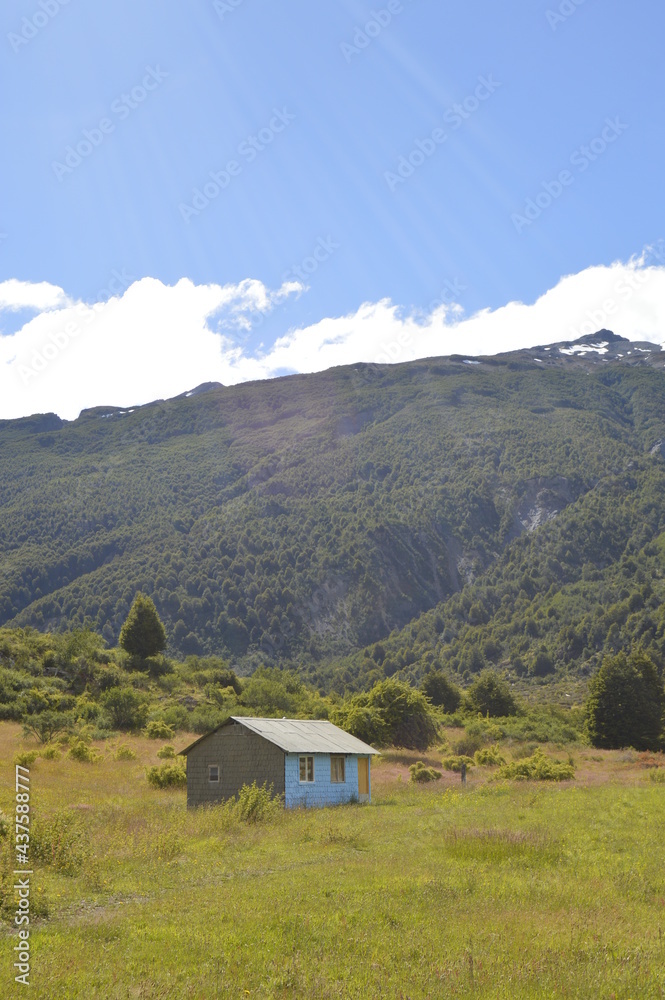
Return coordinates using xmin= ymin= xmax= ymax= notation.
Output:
xmin=2 ymin=723 xmax=665 ymax=998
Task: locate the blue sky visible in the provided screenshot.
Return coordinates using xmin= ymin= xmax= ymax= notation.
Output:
xmin=1 ymin=0 xmax=664 ymax=417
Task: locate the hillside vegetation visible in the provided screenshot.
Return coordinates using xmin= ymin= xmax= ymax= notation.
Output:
xmin=1 ymin=331 xmax=665 ymax=694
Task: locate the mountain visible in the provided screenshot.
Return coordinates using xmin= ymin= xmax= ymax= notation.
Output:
xmin=1 ymin=330 xmax=664 ymax=689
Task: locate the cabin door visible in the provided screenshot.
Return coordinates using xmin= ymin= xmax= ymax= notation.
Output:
xmin=358 ymin=757 xmax=369 ymax=798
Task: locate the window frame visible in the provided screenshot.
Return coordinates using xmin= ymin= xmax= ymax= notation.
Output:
xmin=299 ymin=755 xmax=315 ymax=783
xmin=330 ymin=755 xmax=346 ymax=783
xmin=208 ymin=764 xmax=219 ymax=783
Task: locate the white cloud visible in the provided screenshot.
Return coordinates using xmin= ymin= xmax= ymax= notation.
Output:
xmin=0 ymin=279 xmax=71 ymax=313
xmin=245 ymin=253 xmax=665 ymax=378
xmin=0 ymin=276 xmax=302 ymax=420
xmin=0 ymin=254 xmax=664 ymax=421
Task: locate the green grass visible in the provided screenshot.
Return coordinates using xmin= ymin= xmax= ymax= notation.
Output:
xmin=2 ymin=724 xmax=665 ymax=997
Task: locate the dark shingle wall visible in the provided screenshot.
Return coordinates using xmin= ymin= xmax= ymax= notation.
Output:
xmin=186 ymin=722 xmax=285 ymax=808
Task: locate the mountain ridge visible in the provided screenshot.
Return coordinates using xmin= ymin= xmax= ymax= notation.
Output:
xmin=1 ymin=329 xmax=664 ymax=691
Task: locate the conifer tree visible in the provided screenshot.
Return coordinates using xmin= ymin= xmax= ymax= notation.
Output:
xmin=119 ymin=593 xmax=167 ymax=660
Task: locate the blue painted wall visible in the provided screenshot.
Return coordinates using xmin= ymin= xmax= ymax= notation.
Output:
xmin=284 ymin=753 xmax=370 ymax=808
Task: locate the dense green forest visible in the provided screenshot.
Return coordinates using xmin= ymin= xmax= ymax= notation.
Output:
xmin=1 ymin=330 xmax=664 ymax=694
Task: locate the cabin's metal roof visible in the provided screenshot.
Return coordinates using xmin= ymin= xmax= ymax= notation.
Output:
xmin=180 ymin=717 xmax=379 ymax=756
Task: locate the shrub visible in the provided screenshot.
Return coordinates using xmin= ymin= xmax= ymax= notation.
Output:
xmin=95 ymin=665 xmax=124 ymax=691
xmin=188 ymin=705 xmax=228 ymax=735
xmin=464 ymin=719 xmax=505 ymax=742
xmin=466 ymin=670 xmax=518 ymax=717
xmin=530 ymin=649 xmax=555 ymax=677
xmin=585 ymin=650 xmax=664 ymax=751
xmin=235 ymin=781 xmax=282 ymax=823
xmin=100 ymin=687 xmax=149 ymax=730
xmin=40 ymin=744 xmax=60 ymax=760
xmin=474 ymin=746 xmax=506 ymax=766
xmin=496 ymin=748 xmax=574 ymax=782
xmin=0 ymin=810 xmax=9 ymax=840
xmin=13 ymin=751 xmax=39 ymax=767
xmin=146 ymin=758 xmax=187 ymax=788
xmin=421 ymin=671 xmax=462 ymax=712
xmin=648 ymin=769 xmax=665 ymax=784
xmin=409 ymin=761 xmax=442 ymax=782
xmin=144 ymin=655 xmax=173 ymax=678
xmin=368 ymin=680 xmax=439 ymax=749
xmin=145 ymin=720 xmax=175 ymax=740
xmin=499 ymin=707 xmax=584 ymax=745
xmin=22 ymin=710 xmax=72 ymax=744
xmin=441 ymin=755 xmax=475 ymax=772
xmin=334 ymin=680 xmax=438 ymax=750
xmin=68 ymin=738 xmax=101 ymax=763
xmin=113 ymin=743 xmax=137 ymax=760
xmin=329 ymin=704 xmax=387 ymax=747
xmin=160 ymin=705 xmax=190 ymax=731
xmin=157 ymin=744 xmax=176 ymax=759
xmin=452 ymin=732 xmax=485 ymax=757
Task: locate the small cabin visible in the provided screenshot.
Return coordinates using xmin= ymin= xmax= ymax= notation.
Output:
xmin=180 ymin=716 xmax=378 ymax=809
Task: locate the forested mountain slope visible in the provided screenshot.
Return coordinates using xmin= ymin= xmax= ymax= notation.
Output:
xmin=1 ymin=330 xmax=664 ymax=684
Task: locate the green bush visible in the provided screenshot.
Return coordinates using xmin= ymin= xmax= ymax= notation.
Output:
xmin=68 ymin=738 xmax=101 ymax=763
xmin=466 ymin=671 xmax=518 ymax=717
xmin=496 ymin=748 xmax=574 ymax=782
xmin=409 ymin=761 xmax=442 ymax=782
xmin=474 ymin=746 xmax=506 ymax=766
xmin=40 ymin=744 xmax=60 ymax=760
xmin=421 ymin=671 xmax=462 ymax=712
xmin=648 ymin=769 xmax=665 ymax=784
xmin=100 ymin=687 xmax=149 ymax=730
xmin=235 ymin=781 xmax=282 ymax=823
xmin=498 ymin=708 xmax=584 ymax=745
xmin=333 ymin=679 xmax=438 ymax=750
xmin=144 ymin=655 xmax=173 ymax=678
xmin=13 ymin=750 xmax=39 ymax=767
xmin=329 ymin=704 xmax=387 ymax=747
xmin=0 ymin=810 xmax=9 ymax=840
xmin=187 ymin=705 xmax=229 ymax=735
xmin=157 ymin=744 xmax=176 ymax=759
xmin=22 ymin=710 xmax=72 ymax=744
xmin=441 ymin=755 xmax=475 ymax=772
xmin=160 ymin=705 xmax=190 ymax=731
xmin=95 ymin=665 xmax=124 ymax=691
xmin=146 ymin=758 xmax=187 ymax=788
xmin=145 ymin=720 xmax=175 ymax=740
xmin=452 ymin=732 xmax=486 ymax=757
xmin=113 ymin=743 xmax=137 ymax=760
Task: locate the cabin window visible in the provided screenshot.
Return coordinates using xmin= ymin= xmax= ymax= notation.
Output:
xmin=330 ymin=756 xmax=345 ymax=783
xmin=299 ymin=756 xmax=314 ymax=782
xmin=208 ymin=765 xmax=219 ymax=783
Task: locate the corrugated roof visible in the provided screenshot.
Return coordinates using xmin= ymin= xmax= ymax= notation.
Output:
xmin=234 ymin=717 xmax=379 ymax=754
xmin=180 ymin=717 xmax=379 ymax=756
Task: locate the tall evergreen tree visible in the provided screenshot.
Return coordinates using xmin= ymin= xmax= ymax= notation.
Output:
xmin=585 ymin=649 xmax=664 ymax=750
xmin=119 ymin=594 xmax=167 ymax=660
